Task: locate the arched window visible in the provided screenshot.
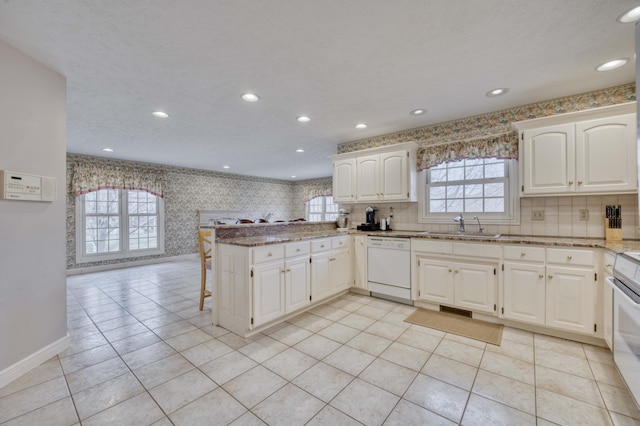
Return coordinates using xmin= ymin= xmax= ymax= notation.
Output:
xmin=306 ymin=196 xmax=339 ymax=222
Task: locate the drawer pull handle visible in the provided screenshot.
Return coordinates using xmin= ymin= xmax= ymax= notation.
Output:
xmin=521 ymin=252 xmax=526 ymax=256
xmin=296 ymin=248 xmax=301 ymax=252
xmin=267 ymin=253 xmax=273 ymax=257
xmin=321 ymin=245 xmax=325 ymax=248
xmin=605 ymin=263 xmax=612 ymax=267
xmin=567 ymin=256 xmax=572 ymax=261
xmin=539 ymin=274 xmax=544 ymax=279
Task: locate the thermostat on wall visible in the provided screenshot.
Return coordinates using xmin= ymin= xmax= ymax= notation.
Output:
xmin=0 ymin=170 xmax=56 ymax=202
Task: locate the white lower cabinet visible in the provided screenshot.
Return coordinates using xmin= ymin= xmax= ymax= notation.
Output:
xmin=311 ymin=236 xmax=350 ymax=302
xmin=503 ymin=262 xmax=546 ymax=325
xmin=285 ymin=256 xmax=311 ymax=313
xmin=602 ymin=252 xmax=615 ymax=349
xmin=310 ymin=251 xmax=331 ymax=302
xmin=252 ymin=261 xmax=286 ymax=327
xmin=417 ymin=257 xmax=454 ymax=305
xmin=353 ymin=235 xmax=367 ymax=290
xmin=545 ymin=265 xmax=595 ymax=334
xmin=332 ymin=249 xmax=350 ymax=293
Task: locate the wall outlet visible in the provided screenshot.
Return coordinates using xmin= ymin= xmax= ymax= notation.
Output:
xmin=579 ymin=209 xmax=589 ymax=221
xmin=532 ymin=210 xmax=545 ymax=221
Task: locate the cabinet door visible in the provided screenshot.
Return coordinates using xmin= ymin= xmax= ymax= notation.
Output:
xmin=380 ymin=151 xmax=408 ymax=201
xmin=454 ymin=261 xmax=497 ymax=314
xmin=575 ymin=114 xmax=637 ymax=193
xmin=285 ymin=256 xmax=310 ymax=313
xmin=331 ymin=249 xmax=350 ymax=293
xmin=333 ymin=158 xmax=356 ymax=202
xmin=417 ymin=257 xmax=454 ymax=304
xmin=503 ymin=262 xmax=546 ymax=325
xmin=356 ymin=154 xmax=380 ymax=201
xmin=521 ymin=124 xmax=575 ymax=194
xmin=252 ymin=262 xmax=285 ymax=327
xmin=546 ymin=266 xmax=595 ymax=334
xmin=353 ymin=236 xmax=367 ymax=290
xmin=311 ymin=252 xmax=332 ymax=302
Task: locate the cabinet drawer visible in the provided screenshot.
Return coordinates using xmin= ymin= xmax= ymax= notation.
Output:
xmin=332 ymin=236 xmax=349 ymax=250
xmin=504 ymin=245 xmax=546 ymax=262
xmin=454 ymin=242 xmax=501 ymax=259
xmin=411 ymin=239 xmax=453 ymax=255
xmin=253 ymin=245 xmax=284 ymax=264
xmin=311 ymin=238 xmax=332 ymax=252
xmin=547 ymin=248 xmax=594 ymax=266
xmin=285 ymin=241 xmax=310 ymax=258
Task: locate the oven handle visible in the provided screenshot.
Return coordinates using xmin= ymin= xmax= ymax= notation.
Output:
xmin=607 ymin=276 xmax=640 ymax=308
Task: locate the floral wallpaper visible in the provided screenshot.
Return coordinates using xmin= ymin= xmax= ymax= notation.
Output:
xmin=66 ymin=154 xmax=326 ymax=270
xmin=339 ymin=83 xmax=635 ymax=154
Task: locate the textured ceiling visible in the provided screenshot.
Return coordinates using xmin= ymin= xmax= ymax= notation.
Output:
xmin=0 ymin=1 xmax=636 ymax=180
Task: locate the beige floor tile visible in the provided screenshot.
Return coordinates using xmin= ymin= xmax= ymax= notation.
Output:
xmin=444 ymin=333 xmax=487 ymax=349
xmin=534 ymin=334 xmax=586 ymax=359
xmin=238 ymin=336 xmax=287 ymax=363
xmin=368 ymin=298 xmax=400 ymax=311
xmin=59 ymin=344 xmax=118 ymax=374
xmin=1 ymin=396 xmax=78 ymax=426
xmin=461 ymin=393 xmax=536 ymax=426
xmin=60 ymin=331 xmax=109 ymax=358
xmin=590 ymin=359 xmax=627 ymax=388
xmin=472 ymin=370 xmax=535 ymax=415
xmin=365 ymin=321 xmax=406 ymax=340
xmin=310 ymin=305 xmax=350 ymax=321
xmin=535 ymin=365 xmax=604 ymax=408
xmin=222 ymin=366 xmax=287 ymax=408
xmin=262 ymin=348 xmax=317 ymax=381
xmin=355 ymin=304 xmax=388 ymax=320
xmin=65 ymin=356 xmax=130 ymax=394
xmin=199 ymin=324 xmax=230 ymax=338
xmin=111 ymin=330 xmax=162 ymax=355
xmin=101 ymin=321 xmax=149 ymax=342
xmin=479 ymin=350 xmax=535 ymax=385
xmin=200 ymin=350 xmax=257 ymax=385
xmin=324 ymin=345 xmax=376 ymax=376
xmin=384 ymin=399 xmax=455 ymax=425
xmin=164 ymin=328 xmax=213 ymax=352
xmin=151 ymin=320 xmax=198 ymax=339
xmin=599 ymin=382 xmax=640 ymax=419
xmin=72 ymin=372 xmax=144 ymax=420
xmin=379 ymin=311 xmax=413 ymax=328
xmin=253 ymin=383 xmax=325 ymax=425
xmin=330 ymin=298 xmax=366 ymax=313
xmin=217 ymin=332 xmax=260 ymax=349
xmin=293 ymin=362 xmax=354 ymax=402
xmin=434 ymin=339 xmax=484 ymax=367
xmin=318 ymin=322 xmax=361 ymax=344
xmin=180 ymin=338 xmax=234 ymax=366
xmin=169 ymin=388 xmax=247 ymax=425
xmin=133 ymin=353 xmax=194 ymax=389
xmin=408 ymin=323 xmax=446 ymax=338
xmin=0 ymin=377 xmax=70 ymax=424
xmin=536 ymin=388 xmax=613 ymax=426
xmin=422 ymin=354 xmax=478 ymax=391
xmin=331 ymin=378 xmax=399 ymax=426
xmin=307 ymin=405 xmax=363 ymax=426
xmin=291 ymin=313 xmax=333 ymax=333
xmin=397 ymin=328 xmax=442 ymax=352
xmin=535 ymin=347 xmax=594 ymax=379
xmin=121 ymin=341 xmax=176 ymax=370
xmin=583 ymin=344 xmax=615 ymax=365
xmin=345 ymin=332 xmax=393 ymax=356
xmin=359 ymin=358 xmax=418 ymax=396
xmin=501 ymin=327 xmax=534 ymax=346
xmin=82 ymin=392 xmax=164 ymax=426
xmin=149 ymin=369 xmax=217 ymax=414
xmin=404 ymin=374 xmax=469 ymax=423
xmin=267 ymin=324 xmax=313 ymax=346
xmin=0 ymin=357 xmax=63 ymax=398
xmin=486 ymin=338 xmax=534 ymax=363
xmin=379 ymin=341 xmax=431 ymax=371
xmin=608 ymin=411 xmax=640 ymax=426
xmin=338 ymin=312 xmax=377 ymax=330
xmin=229 ymin=411 xmax=268 ymax=425
xmin=294 ymin=334 xmax=342 ymax=359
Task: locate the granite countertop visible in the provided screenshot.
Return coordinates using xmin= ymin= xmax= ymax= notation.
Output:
xmin=215 ymin=228 xmax=640 ymax=253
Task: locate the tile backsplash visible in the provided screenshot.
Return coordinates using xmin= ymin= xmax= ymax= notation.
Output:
xmin=344 ymin=194 xmax=639 ymax=239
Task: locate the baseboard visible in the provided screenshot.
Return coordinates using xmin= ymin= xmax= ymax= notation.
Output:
xmin=0 ymin=334 xmax=71 ymax=389
xmin=66 ymin=253 xmax=198 ymax=275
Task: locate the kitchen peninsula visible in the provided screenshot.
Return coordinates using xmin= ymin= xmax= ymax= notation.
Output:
xmin=204 ymin=221 xmax=640 ymax=347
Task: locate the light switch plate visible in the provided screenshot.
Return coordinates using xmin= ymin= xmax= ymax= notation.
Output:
xmin=579 ymin=209 xmax=589 ymax=221
xmin=532 ymin=210 xmax=545 ymax=221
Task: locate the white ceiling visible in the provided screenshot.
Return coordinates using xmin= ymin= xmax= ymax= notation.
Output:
xmin=0 ymin=1 xmax=637 ymax=180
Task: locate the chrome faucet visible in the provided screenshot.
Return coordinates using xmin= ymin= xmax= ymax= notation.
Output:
xmin=453 ymin=214 xmax=465 ymax=232
xmin=473 ymin=216 xmax=484 ymax=234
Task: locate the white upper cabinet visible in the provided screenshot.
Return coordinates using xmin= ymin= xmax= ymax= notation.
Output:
xmin=331 ymin=142 xmax=418 ymax=203
xmin=513 ymin=102 xmax=637 ymax=196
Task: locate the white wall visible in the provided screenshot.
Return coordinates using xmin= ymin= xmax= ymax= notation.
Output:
xmin=0 ymin=39 xmax=68 ymax=382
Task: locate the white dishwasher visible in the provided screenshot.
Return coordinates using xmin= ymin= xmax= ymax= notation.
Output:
xmin=367 ymin=237 xmax=413 ymax=305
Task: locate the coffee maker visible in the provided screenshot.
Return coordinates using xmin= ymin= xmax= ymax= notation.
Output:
xmin=357 ymin=206 xmax=380 ymax=231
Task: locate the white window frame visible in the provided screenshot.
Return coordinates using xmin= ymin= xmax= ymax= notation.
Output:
xmin=418 ymin=158 xmax=520 ymax=225
xmin=306 ymin=195 xmax=339 ymax=222
xmin=76 ymin=189 xmax=165 ymax=263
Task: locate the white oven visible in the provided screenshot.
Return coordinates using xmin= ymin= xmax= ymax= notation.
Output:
xmin=607 ymin=253 xmax=640 ymax=408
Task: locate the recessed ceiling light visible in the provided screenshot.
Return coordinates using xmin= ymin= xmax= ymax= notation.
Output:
xmin=410 ymin=109 xmax=426 ymax=116
xmin=152 ymin=111 xmax=169 ymax=118
xmin=596 ymin=58 xmax=629 ymax=71
xmin=102 ymin=148 xmax=114 ymax=152
xmin=297 ymin=116 xmax=311 ymax=123
xmin=291 ymin=175 xmax=297 ymax=178
xmin=223 ymin=165 xmax=230 ymax=169
xmin=355 ymin=123 xmax=368 ymax=129
xmin=617 ymin=6 xmax=640 ymax=23
xmin=486 ymin=88 xmax=509 ymax=97
xmin=295 ymin=149 xmax=305 ymax=153
xmin=241 ymin=93 xmax=259 ymax=102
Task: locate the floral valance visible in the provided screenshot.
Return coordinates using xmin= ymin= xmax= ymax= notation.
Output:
xmin=417 ymin=132 xmax=519 ymax=171
xmin=302 ymin=177 xmax=333 ymax=202
xmin=71 ymin=162 xmax=166 ymax=198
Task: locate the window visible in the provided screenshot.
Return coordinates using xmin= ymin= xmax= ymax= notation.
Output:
xmin=77 ymin=189 xmax=164 ymax=263
xmin=306 ymin=196 xmax=339 ymax=222
xmin=419 ymin=158 xmax=519 ymax=224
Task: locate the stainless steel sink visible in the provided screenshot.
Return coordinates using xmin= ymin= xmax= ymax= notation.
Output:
xmin=417 ymin=231 xmax=502 ymax=240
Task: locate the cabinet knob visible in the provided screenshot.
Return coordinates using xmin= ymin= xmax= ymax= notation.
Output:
xmin=567 ymin=256 xmax=572 ymax=261
xmin=321 ymin=245 xmax=325 ymax=248
xmin=578 ymin=180 xmax=583 ymax=185
xmin=521 ymin=252 xmax=526 ymax=257
xmin=296 ymin=248 xmax=301 ymax=252
xmin=454 ymin=270 xmax=459 ymax=274
xmin=605 ymin=263 xmax=612 ymax=268
xmin=267 ymin=252 xmax=273 ymax=257
xmin=539 ymin=274 xmax=544 ymax=279
xmin=568 ymin=180 xmax=574 ymax=185
xmin=548 ymin=275 xmax=553 ymax=279
xmin=448 ymin=269 xmax=452 ymax=273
